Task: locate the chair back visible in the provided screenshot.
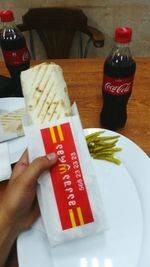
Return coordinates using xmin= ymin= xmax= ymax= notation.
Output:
xmin=20 ymin=8 xmax=88 ymax=59
xmin=18 ymin=7 xmax=104 ymax=59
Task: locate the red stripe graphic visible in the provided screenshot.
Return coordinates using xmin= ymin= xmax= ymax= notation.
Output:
xmin=41 ymin=123 xmax=94 ymax=230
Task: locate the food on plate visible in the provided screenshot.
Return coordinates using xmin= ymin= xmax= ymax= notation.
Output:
xmin=21 ymin=62 xmax=72 ymax=124
xmin=0 ymin=108 xmax=25 ymax=140
xmin=86 ymin=131 xmax=122 ymax=165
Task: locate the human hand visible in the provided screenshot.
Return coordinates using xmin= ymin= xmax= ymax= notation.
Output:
xmin=0 ymin=150 xmax=57 ymax=267
xmin=1 ymin=150 xmax=57 ymax=235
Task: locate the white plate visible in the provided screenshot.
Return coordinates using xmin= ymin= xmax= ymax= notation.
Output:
xmin=0 ymin=97 xmax=27 ymax=163
xmin=0 ymin=98 xmax=150 ymax=266
xmin=17 ymin=128 xmax=150 ymax=267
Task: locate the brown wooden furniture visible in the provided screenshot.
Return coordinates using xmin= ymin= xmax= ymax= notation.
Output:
xmin=17 ymin=8 xmax=104 ymax=59
xmin=0 ymin=57 xmax=150 ymax=267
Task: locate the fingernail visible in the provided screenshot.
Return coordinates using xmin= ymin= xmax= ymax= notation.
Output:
xmin=46 ymin=152 xmax=57 ymax=161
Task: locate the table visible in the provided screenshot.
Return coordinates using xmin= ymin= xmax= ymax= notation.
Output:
xmin=0 ymin=58 xmax=150 ymax=267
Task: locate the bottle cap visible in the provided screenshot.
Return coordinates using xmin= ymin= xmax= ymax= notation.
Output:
xmin=115 ymin=27 xmax=132 ymax=43
xmin=1 ymin=10 xmax=14 ymax=22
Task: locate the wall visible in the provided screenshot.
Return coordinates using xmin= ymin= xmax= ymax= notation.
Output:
xmin=0 ymin=0 xmax=150 ymax=59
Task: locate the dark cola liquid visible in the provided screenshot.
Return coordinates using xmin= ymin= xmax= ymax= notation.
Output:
xmin=0 ymin=28 xmax=30 ymax=96
xmin=100 ymin=55 xmax=136 ymax=130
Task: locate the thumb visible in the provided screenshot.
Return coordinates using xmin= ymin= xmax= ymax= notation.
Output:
xmin=20 ymin=152 xmax=57 ymax=188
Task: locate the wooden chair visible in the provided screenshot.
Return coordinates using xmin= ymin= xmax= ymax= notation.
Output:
xmin=17 ymin=7 xmax=104 ymax=59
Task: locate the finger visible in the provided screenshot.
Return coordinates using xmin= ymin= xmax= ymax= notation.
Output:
xmin=11 ymin=149 xmax=29 ymax=179
xmin=19 ymin=152 xmax=57 ymax=188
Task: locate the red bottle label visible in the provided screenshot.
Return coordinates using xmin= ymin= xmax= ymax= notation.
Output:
xmin=41 ymin=122 xmax=94 ymax=231
xmin=2 ymin=47 xmax=30 ymax=65
xmin=102 ymin=75 xmax=134 ymax=95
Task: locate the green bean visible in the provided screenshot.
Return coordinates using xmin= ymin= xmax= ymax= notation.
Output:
xmin=85 ymin=131 xmax=105 ymax=140
xmin=95 ymin=152 xmax=115 ymax=156
xmin=85 ymin=130 xmax=122 ymax=165
xmin=94 ymin=140 xmax=118 ymax=147
xmin=93 ymin=155 xmax=121 ymax=165
xmin=95 ymin=135 xmax=120 ymax=141
xmin=85 ymin=131 xmax=105 ymax=143
xmin=94 ymin=147 xmax=121 ymax=153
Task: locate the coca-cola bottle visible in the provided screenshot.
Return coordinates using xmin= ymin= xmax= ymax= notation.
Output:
xmin=0 ymin=10 xmax=30 ymax=96
xmin=100 ymin=27 xmax=136 ymax=131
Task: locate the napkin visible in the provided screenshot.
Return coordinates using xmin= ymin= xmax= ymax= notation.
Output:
xmin=0 ymin=142 xmax=11 ymax=181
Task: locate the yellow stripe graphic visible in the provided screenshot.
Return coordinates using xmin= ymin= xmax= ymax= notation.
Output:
xmin=49 ymin=127 xmax=57 ymax=143
xmin=69 ymin=209 xmax=76 ymax=228
xmin=57 ymin=125 xmax=64 ymax=141
xmin=77 ymin=207 xmax=84 ymax=225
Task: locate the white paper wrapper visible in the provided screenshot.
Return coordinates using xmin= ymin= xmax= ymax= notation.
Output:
xmin=24 ymin=104 xmax=107 ymax=247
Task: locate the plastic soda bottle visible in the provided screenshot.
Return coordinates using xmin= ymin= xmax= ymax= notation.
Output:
xmin=0 ymin=10 xmax=30 ymax=96
xmin=100 ymin=27 xmax=136 ymax=131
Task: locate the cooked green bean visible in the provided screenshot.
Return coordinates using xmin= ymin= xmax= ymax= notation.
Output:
xmin=85 ymin=131 xmax=122 ymax=165
xmin=94 ymin=140 xmax=118 ymax=147
xmin=95 ymin=135 xmax=120 ymax=141
xmin=92 ymin=155 xmax=121 ymax=165
xmin=85 ymin=131 xmax=105 ymax=140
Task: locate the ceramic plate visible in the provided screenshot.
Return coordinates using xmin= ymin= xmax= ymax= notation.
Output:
xmin=17 ymin=128 xmax=150 ymax=267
